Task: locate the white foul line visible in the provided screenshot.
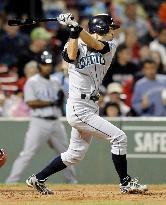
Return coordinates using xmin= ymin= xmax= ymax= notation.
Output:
xmin=127 ymin=154 xmax=166 ymax=158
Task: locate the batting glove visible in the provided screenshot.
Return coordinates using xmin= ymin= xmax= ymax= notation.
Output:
xmin=57 ymin=13 xmax=83 ymax=39
xmin=57 ymin=13 xmax=78 ymax=27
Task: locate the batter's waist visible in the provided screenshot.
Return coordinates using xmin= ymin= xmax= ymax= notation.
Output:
xmin=81 ymin=94 xmax=100 ymax=102
xmin=69 ymin=93 xmax=100 ymax=102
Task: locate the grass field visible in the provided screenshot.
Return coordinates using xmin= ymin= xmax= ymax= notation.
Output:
xmin=0 ymin=184 xmax=166 ymax=205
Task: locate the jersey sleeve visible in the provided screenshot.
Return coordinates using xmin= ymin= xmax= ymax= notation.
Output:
xmin=24 ymin=80 xmax=36 ymax=102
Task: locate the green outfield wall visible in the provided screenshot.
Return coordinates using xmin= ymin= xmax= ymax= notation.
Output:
xmin=0 ymin=117 xmax=166 ymax=184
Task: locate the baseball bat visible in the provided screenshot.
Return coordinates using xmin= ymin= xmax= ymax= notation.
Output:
xmin=8 ymin=18 xmax=58 ymax=26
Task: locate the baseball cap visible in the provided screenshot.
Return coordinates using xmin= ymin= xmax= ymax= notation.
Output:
xmin=30 ymin=27 xmax=52 ymax=41
xmin=107 ymin=83 xmax=123 ymax=94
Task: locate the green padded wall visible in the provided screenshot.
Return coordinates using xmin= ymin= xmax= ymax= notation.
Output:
xmin=0 ymin=117 xmax=166 ymax=184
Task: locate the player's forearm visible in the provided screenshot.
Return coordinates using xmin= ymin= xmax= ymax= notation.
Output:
xmin=79 ymin=29 xmax=104 ymax=50
xmin=26 ymin=100 xmax=54 ymax=108
xmin=67 ymin=39 xmax=78 ymax=61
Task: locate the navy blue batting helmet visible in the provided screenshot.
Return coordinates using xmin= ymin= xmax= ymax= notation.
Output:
xmin=88 ymin=14 xmax=120 ymax=35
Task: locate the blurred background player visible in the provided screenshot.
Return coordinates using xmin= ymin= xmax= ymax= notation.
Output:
xmin=5 ymin=50 xmax=77 ymax=184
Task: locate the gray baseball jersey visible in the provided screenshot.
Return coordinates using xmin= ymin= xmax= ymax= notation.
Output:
xmin=24 ymin=74 xmax=62 ymax=117
xmin=65 ymin=39 xmax=117 ymax=99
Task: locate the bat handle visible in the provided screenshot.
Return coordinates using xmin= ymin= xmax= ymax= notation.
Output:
xmin=8 ymin=18 xmax=58 ymax=26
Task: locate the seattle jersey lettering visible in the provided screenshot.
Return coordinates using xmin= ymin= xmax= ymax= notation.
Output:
xmin=76 ymin=54 xmax=105 ymax=69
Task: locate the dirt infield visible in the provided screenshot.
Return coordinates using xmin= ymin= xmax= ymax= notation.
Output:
xmin=0 ymin=184 xmax=166 ymax=205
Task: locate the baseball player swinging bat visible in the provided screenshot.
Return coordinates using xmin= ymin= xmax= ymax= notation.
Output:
xmin=24 ymin=13 xmax=148 ymax=195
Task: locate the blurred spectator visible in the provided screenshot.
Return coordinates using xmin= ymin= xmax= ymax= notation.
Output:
xmin=158 ymin=1 xmax=166 ymax=23
xmin=0 ymin=17 xmax=30 ymax=67
xmin=0 ymin=64 xmax=18 ymax=93
xmin=122 ymin=78 xmax=134 ymax=107
xmin=66 ymin=0 xmax=78 ymax=9
xmin=11 ymin=91 xmax=31 ymax=117
xmin=5 ymin=0 xmax=43 ymax=18
xmin=74 ymin=0 xmax=89 ymax=17
xmin=149 ymin=23 xmax=166 ymax=69
xmin=90 ymin=0 xmax=107 ymax=16
xmin=123 ymin=26 xmax=140 ymax=63
xmin=150 ymin=50 xmax=165 ymax=74
xmin=42 ymin=0 xmax=66 ymax=11
xmin=42 ymin=0 xmax=66 ymax=31
xmin=106 ymin=0 xmax=125 ymax=20
xmin=105 ymin=82 xmax=130 ymax=116
xmin=122 ymin=0 xmax=148 ymax=38
xmin=79 ymin=16 xmax=89 ymax=31
xmin=17 ymin=27 xmax=52 ymax=77
xmin=139 ymin=0 xmax=163 ymax=18
xmin=2 ymin=91 xmax=30 ymax=117
xmin=0 ymin=63 xmax=30 ymax=117
xmin=103 ymin=101 xmax=121 ymax=117
xmin=132 ymin=59 xmax=166 ymax=116
xmin=139 ymin=45 xmax=151 ymax=61
xmin=0 ymin=92 xmax=5 ymax=116
xmin=103 ymin=44 xmax=140 ymax=87
xmin=17 ymin=61 xmax=38 ymax=92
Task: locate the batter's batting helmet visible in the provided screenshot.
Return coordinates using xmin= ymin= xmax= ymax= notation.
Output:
xmin=88 ymin=14 xmax=120 ymax=35
xmin=39 ymin=50 xmax=53 ymax=64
